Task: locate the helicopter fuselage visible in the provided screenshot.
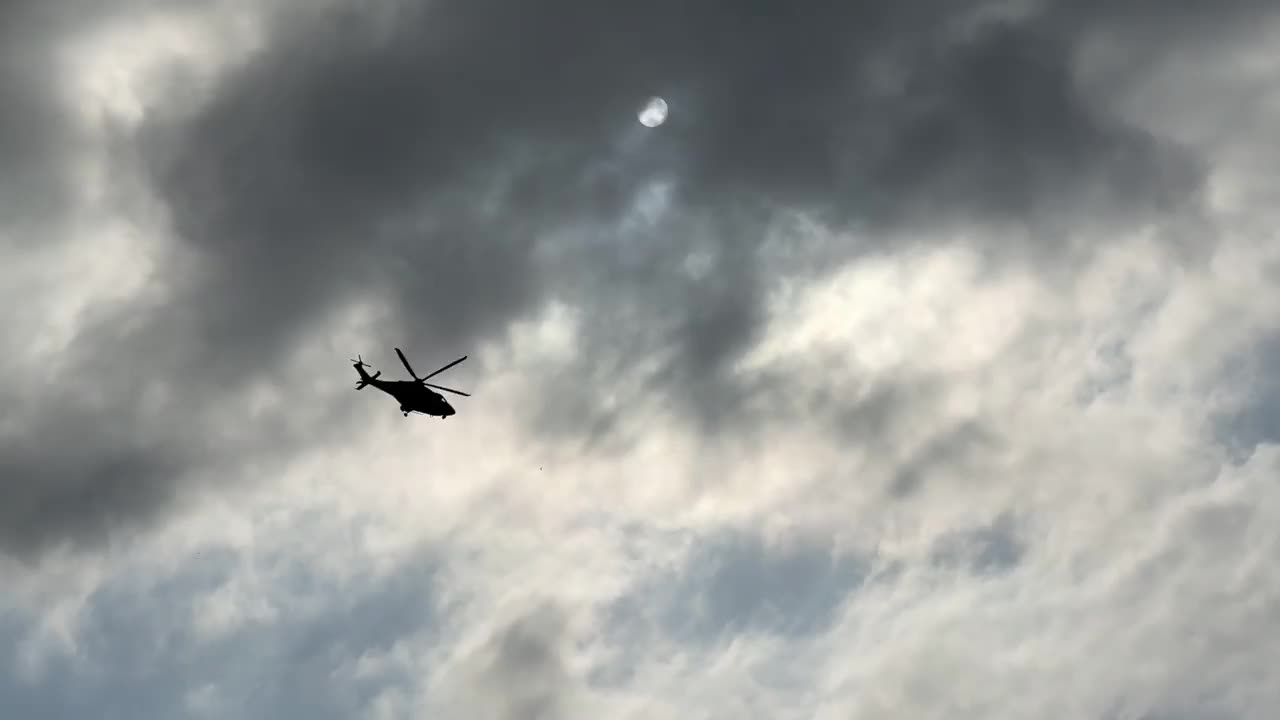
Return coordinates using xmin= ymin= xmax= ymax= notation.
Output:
xmin=365 ymin=378 xmax=455 ymax=417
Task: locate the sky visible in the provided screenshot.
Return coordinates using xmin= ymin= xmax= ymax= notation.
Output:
xmin=2 ymin=0 xmax=1279 ymax=717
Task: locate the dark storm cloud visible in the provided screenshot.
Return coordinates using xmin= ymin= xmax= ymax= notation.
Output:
xmin=0 ymin=421 xmax=183 ymax=560
xmin=1 ymin=0 xmax=182 ymax=239
xmin=0 ymin=1 xmax=191 ymax=562
xmin=0 ymin=286 xmax=366 ymax=561
xmin=0 ymin=0 xmax=83 ymax=240
xmin=4 ymin=0 xmax=1273 ymax=560
xmin=142 ymin=0 xmax=1214 ymax=381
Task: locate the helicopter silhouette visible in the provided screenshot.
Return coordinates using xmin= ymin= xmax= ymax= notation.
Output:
xmin=352 ymin=348 xmax=470 ymax=418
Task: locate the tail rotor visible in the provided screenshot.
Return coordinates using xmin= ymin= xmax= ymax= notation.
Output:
xmin=351 ymin=354 xmax=379 ymax=389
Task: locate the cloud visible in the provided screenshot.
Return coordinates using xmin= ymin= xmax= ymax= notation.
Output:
xmin=3 ymin=0 xmax=1280 ymax=718
xmin=929 ymin=513 xmax=1025 ymax=574
xmin=602 ymin=528 xmax=870 ymax=660
xmin=0 ymin=521 xmax=441 ymax=720
xmin=136 ymin=0 xmax=1213 ymax=411
xmin=3 ymin=0 xmax=1244 ymax=559
xmin=1214 ymin=332 xmax=1280 ymax=460
xmin=466 ymin=604 xmax=576 ymax=720
xmin=0 ymin=0 xmax=86 ymax=242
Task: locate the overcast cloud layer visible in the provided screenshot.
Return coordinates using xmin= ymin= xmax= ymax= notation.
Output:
xmin=3 ymin=0 xmax=1279 ymax=717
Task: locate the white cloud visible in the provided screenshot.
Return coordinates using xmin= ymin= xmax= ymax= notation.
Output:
xmin=13 ymin=215 xmax=1279 ymax=716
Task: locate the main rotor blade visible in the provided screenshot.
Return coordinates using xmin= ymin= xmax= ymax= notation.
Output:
xmin=395 ymin=347 xmax=418 ymax=379
xmin=425 ymin=383 xmax=470 ymax=397
xmin=421 ymin=355 xmax=467 ymax=381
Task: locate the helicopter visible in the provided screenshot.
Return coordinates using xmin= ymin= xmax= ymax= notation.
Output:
xmin=351 ymin=347 xmax=470 ymax=418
